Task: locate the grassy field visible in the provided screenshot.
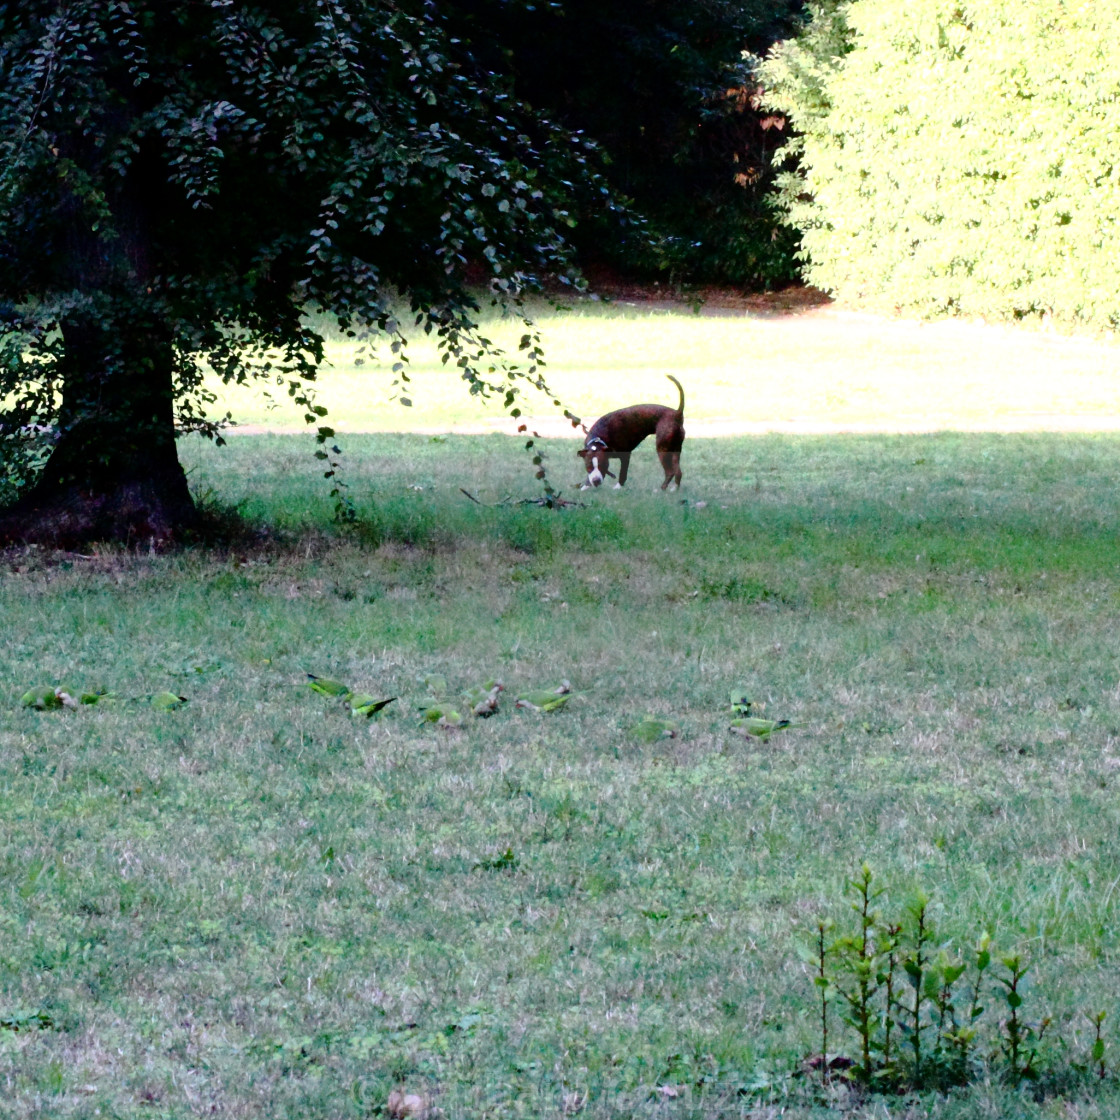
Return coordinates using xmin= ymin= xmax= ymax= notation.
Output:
xmin=205 ymin=299 xmax=1120 ymax=436
xmin=4 ymin=416 xmax=1120 ymax=1117
xmin=6 ymin=301 xmax=1120 ymax=1118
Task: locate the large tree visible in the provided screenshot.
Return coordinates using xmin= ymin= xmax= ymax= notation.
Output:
xmin=0 ymin=1 xmax=611 ymax=545
xmin=460 ymin=0 xmax=806 ymax=285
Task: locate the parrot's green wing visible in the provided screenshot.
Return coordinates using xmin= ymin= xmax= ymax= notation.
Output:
xmin=729 ymin=717 xmax=791 ymax=739
xmin=21 ymin=686 xmax=63 ymax=710
xmin=516 ymin=690 xmax=573 ymax=712
xmin=350 ymin=695 xmax=397 ymax=718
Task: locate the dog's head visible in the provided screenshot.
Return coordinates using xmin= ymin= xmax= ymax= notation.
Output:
xmin=577 ymin=437 xmax=609 ymax=487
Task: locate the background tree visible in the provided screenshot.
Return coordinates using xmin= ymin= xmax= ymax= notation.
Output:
xmin=761 ymin=0 xmax=1120 ymax=328
xmin=0 ymin=0 xmax=614 ymax=545
xmin=464 ymin=0 xmax=806 ymax=287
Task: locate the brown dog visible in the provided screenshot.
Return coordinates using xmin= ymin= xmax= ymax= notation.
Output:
xmin=577 ymin=375 xmax=685 ymax=490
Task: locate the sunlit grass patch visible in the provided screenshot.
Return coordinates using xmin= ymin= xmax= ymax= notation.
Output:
xmin=202 ymin=301 xmax=1120 ymax=437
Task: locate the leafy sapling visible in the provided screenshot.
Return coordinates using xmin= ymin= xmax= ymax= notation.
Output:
xmin=834 ymin=864 xmax=885 ymax=1085
xmin=876 ymin=921 xmax=902 ymax=1079
xmin=929 ymin=949 xmax=968 ymax=1084
xmin=1088 ymin=1011 xmax=1108 ymax=1081
xmin=995 ymin=953 xmax=1050 ymax=1084
xmin=900 ymin=890 xmax=935 ymax=1088
xmin=811 ymin=919 xmax=835 ymax=1083
xmin=942 ymin=932 xmax=991 ymax=1083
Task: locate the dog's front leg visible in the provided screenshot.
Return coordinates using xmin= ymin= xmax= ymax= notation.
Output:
xmin=615 ymin=452 xmax=631 ymax=488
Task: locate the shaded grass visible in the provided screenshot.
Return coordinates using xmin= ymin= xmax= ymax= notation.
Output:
xmin=3 ymin=432 xmax=1120 ymax=1117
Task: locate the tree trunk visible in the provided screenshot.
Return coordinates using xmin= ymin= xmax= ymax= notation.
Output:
xmin=0 ymin=308 xmax=196 ymax=548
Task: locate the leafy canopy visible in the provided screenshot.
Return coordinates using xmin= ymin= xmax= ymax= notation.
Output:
xmin=0 ymin=1 xmax=612 ymax=450
xmin=485 ymin=0 xmax=805 ymax=286
xmin=761 ymin=0 xmax=1120 ymax=328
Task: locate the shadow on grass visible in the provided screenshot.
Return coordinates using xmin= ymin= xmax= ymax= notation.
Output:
xmin=179 ymin=430 xmax=1120 ymax=577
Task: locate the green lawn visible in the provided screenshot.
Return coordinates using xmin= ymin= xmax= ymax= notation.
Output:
xmin=205 ymin=300 xmax=1120 ymax=435
xmin=4 ymin=422 xmax=1120 ymax=1118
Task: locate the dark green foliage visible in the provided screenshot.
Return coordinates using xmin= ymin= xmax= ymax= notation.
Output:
xmin=471 ymin=0 xmax=806 ymax=286
xmin=0 ymin=1 xmax=608 ymax=541
xmin=761 ymin=0 xmax=1120 ymax=327
xmin=0 ymin=421 xmax=55 ymax=506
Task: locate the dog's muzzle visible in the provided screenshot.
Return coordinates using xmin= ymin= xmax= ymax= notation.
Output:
xmin=584 ymin=437 xmax=608 ymax=487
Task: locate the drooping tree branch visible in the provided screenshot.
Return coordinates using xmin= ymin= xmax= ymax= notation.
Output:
xmin=0 ymin=1 xmax=617 ymax=545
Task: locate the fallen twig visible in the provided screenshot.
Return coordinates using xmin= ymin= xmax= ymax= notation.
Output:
xmin=459 ymin=489 xmax=515 ymax=507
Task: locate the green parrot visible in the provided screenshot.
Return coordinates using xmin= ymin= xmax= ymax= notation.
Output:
xmin=730 ymin=688 xmax=752 ymax=716
xmin=729 ymin=717 xmax=791 ymax=739
xmin=630 ymin=717 xmax=679 ymax=743
xmin=349 ymin=695 xmax=397 ymax=718
xmin=307 ymin=674 xmax=352 ymax=700
xmin=20 ymin=685 xmax=65 ymax=710
xmin=80 ymin=690 xmax=108 ymax=705
xmin=420 ymin=705 xmax=463 ymax=729
xmin=463 ymin=680 xmax=503 ymax=717
xmin=150 ymin=691 xmax=189 ymax=711
xmin=515 ymin=690 xmax=572 ymax=713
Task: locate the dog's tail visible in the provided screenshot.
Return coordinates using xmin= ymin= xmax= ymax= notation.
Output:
xmin=666 ymin=374 xmax=684 ymax=416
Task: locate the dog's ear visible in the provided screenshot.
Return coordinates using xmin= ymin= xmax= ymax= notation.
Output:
xmin=576 ymin=448 xmax=587 ymax=459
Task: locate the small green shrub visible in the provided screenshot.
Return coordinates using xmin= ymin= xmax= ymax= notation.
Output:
xmin=804 ymin=865 xmax=1101 ymax=1093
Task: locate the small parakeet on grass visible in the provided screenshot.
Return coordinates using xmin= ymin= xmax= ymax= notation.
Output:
xmin=419 ymin=705 xmax=463 ymax=728
xmin=150 ymin=691 xmax=189 ymax=711
xmin=630 ymin=717 xmax=679 ymax=743
xmin=80 ymin=689 xmax=116 ymax=705
xmin=730 ymin=689 xmax=752 ymax=716
xmin=463 ymin=679 xmax=503 ymax=717
xmin=307 ymin=674 xmax=352 ymax=700
xmin=21 ymin=685 xmax=66 ymax=710
xmin=729 ymin=717 xmax=791 ymax=740
xmin=515 ymin=690 xmax=572 ymax=712
xmin=20 ymin=684 xmax=105 ymax=710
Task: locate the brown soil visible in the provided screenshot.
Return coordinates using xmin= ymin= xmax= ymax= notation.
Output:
xmin=581 ymin=274 xmax=835 ymax=316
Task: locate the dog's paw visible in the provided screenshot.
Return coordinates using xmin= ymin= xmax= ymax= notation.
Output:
xmin=613 ymin=482 xmax=623 ymax=490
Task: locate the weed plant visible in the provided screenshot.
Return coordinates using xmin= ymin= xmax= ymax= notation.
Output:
xmin=3 ymin=432 xmax=1120 ymax=1118
xmin=806 ymin=865 xmax=1081 ymax=1095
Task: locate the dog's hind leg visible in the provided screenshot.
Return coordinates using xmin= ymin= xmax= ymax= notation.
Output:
xmin=658 ymin=450 xmax=681 ymax=490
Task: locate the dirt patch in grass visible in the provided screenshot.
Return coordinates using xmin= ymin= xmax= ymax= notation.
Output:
xmin=579 ymin=275 xmax=835 ymax=317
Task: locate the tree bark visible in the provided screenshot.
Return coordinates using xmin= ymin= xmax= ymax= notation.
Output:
xmin=0 ymin=307 xmax=196 ymax=547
